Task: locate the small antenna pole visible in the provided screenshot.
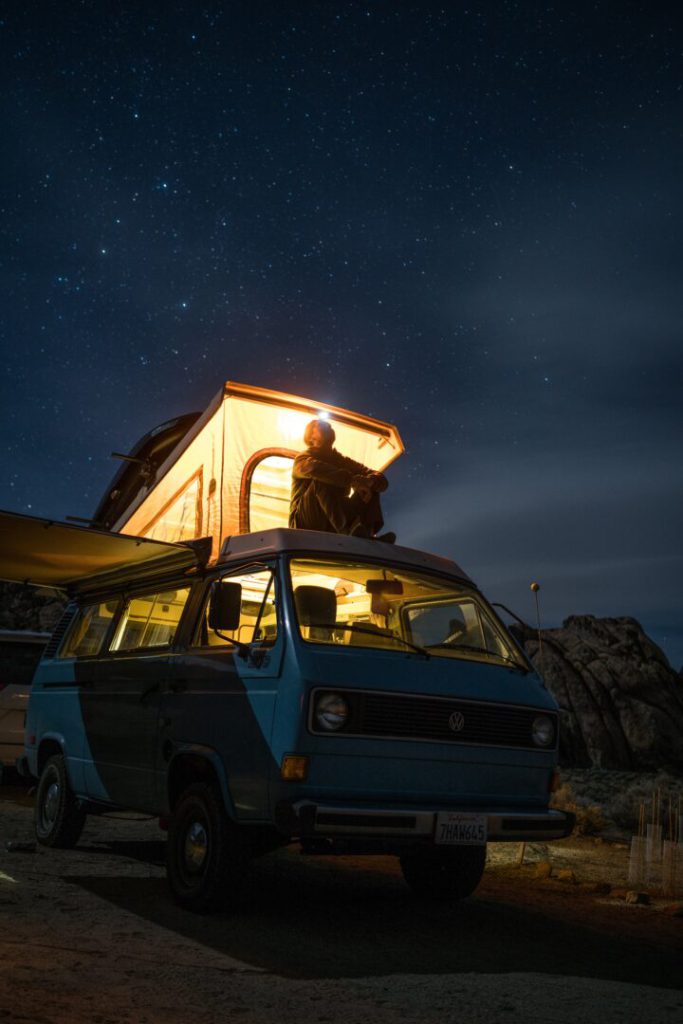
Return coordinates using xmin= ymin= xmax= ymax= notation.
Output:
xmin=530 ymin=582 xmax=544 ymax=679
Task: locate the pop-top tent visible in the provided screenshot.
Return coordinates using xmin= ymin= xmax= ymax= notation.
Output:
xmin=111 ymin=382 xmax=404 ymax=559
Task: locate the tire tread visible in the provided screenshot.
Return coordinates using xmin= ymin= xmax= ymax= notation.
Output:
xmin=34 ymin=753 xmax=86 ymax=849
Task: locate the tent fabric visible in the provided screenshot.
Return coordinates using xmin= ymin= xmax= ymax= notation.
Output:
xmin=0 ymin=511 xmax=201 ymax=593
xmin=116 ymin=382 xmax=404 ymax=558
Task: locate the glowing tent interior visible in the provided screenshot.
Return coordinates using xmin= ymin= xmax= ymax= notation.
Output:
xmin=108 ymin=382 xmax=404 ymax=557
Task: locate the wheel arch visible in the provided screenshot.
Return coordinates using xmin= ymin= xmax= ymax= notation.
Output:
xmin=37 ymin=735 xmax=66 ymax=775
xmin=166 ymin=746 xmax=237 ymax=819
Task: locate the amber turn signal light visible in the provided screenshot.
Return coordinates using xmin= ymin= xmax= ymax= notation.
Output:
xmin=280 ymin=755 xmax=309 ymax=781
xmin=548 ymin=769 xmax=560 ymax=793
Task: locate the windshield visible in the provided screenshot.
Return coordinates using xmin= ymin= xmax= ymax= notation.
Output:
xmin=289 ymin=558 xmax=526 ymax=669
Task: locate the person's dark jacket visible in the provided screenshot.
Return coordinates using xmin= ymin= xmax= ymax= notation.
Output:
xmin=289 ymin=447 xmax=386 ymax=528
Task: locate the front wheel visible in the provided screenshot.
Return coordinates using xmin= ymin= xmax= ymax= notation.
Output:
xmin=34 ymin=753 xmax=86 ymax=848
xmin=400 ymin=843 xmax=486 ymax=900
xmin=166 ymin=782 xmax=250 ymax=913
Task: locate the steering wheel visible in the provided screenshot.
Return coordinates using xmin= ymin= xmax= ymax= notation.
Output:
xmin=443 ymin=628 xmax=466 ymax=645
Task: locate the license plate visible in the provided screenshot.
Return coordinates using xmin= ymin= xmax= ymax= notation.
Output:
xmin=435 ymin=812 xmax=487 ymax=845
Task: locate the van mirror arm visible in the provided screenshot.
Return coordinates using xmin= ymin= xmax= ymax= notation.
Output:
xmin=212 ymin=630 xmax=250 ymax=660
xmin=491 ymin=602 xmax=530 ymax=629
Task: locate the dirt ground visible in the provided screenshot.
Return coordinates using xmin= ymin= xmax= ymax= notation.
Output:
xmin=1 ymin=777 xmax=682 ymax=1024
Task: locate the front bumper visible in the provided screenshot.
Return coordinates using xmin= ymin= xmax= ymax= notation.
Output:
xmin=275 ymin=800 xmax=575 ymax=843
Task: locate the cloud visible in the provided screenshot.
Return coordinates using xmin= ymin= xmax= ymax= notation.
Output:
xmin=387 ymin=440 xmax=683 ymax=637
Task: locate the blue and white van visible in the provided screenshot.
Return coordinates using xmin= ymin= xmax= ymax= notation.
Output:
xmin=23 ymin=526 xmax=573 ymax=912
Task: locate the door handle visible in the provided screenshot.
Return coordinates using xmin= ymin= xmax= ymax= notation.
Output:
xmin=169 ymin=679 xmax=188 ymax=693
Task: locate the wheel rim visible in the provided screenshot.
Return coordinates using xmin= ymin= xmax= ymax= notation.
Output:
xmin=183 ymin=820 xmax=209 ymax=875
xmin=40 ymin=771 xmax=60 ymax=833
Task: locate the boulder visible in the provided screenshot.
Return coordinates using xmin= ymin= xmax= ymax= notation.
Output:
xmin=0 ymin=583 xmax=65 ymax=633
xmin=511 ymin=616 xmax=683 ymax=772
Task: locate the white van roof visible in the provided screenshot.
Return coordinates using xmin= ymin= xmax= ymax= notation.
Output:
xmin=218 ymin=528 xmax=474 ymax=584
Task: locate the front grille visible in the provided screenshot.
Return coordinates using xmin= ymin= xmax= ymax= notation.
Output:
xmin=311 ymin=688 xmax=557 ymax=751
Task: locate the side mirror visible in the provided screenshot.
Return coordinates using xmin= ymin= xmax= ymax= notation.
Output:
xmin=208 ymin=582 xmax=242 ymax=632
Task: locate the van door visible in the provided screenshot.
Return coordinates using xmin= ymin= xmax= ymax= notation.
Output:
xmin=162 ymin=565 xmax=283 ymax=820
xmin=45 ymin=599 xmax=118 ymax=795
xmin=81 ymin=585 xmax=192 ymax=811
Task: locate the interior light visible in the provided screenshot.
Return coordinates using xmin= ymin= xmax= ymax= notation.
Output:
xmin=277 ymin=410 xmax=311 ymax=440
xmin=317 ymin=410 xmax=330 ymax=420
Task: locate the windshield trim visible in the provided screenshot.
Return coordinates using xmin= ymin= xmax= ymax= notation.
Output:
xmin=283 ymin=551 xmax=476 ymax=594
xmin=286 ymin=554 xmax=528 ymax=670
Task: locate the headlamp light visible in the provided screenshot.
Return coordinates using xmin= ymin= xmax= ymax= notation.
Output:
xmin=532 ymin=715 xmax=555 ymax=747
xmin=315 ymin=693 xmax=349 ymax=731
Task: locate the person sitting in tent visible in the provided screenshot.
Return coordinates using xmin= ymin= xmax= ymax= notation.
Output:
xmin=289 ymin=419 xmax=396 ymax=542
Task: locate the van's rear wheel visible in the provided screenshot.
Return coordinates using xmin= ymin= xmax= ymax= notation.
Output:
xmin=34 ymin=753 xmax=86 ymax=848
xmin=400 ymin=843 xmax=486 ymax=900
xmin=167 ymin=782 xmax=248 ymax=913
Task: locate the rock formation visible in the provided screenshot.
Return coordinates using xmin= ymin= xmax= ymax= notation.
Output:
xmin=0 ymin=583 xmax=65 ymax=634
xmin=511 ymin=616 xmax=683 ymax=772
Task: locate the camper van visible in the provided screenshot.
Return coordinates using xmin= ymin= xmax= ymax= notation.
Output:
xmin=6 ymin=383 xmax=572 ymax=911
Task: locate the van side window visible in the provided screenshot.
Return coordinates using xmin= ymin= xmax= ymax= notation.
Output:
xmin=197 ymin=569 xmax=277 ymax=648
xmin=110 ymin=588 xmax=191 ymax=652
xmin=60 ymin=601 xmax=118 ymax=658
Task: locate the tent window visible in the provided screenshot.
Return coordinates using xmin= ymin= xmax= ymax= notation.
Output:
xmin=141 ymin=474 xmax=201 ymax=543
xmin=246 ymin=454 xmax=295 ymax=533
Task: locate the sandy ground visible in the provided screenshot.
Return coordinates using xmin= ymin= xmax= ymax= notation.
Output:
xmin=1 ymin=779 xmax=682 ymax=1024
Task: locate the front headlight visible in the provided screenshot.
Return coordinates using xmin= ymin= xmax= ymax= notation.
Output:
xmin=532 ymin=715 xmax=555 ymax=747
xmin=315 ymin=693 xmax=349 ymax=731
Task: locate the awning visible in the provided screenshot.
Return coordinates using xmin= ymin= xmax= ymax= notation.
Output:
xmin=0 ymin=510 xmax=209 ymax=595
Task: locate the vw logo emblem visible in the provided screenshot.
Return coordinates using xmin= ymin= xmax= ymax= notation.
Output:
xmin=448 ymin=711 xmax=465 ymax=732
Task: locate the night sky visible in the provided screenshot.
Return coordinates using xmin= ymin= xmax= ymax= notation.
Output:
xmin=1 ymin=5 xmax=681 ymax=666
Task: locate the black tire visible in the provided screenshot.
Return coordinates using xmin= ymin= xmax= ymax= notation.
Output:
xmin=166 ymin=782 xmax=249 ymax=913
xmin=34 ymin=753 xmax=86 ymax=848
xmin=400 ymin=843 xmax=486 ymax=900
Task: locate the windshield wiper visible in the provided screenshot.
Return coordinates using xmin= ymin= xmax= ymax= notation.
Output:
xmin=425 ymin=641 xmax=527 ymax=671
xmin=304 ymin=623 xmax=430 ymax=659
